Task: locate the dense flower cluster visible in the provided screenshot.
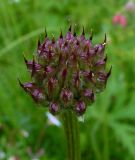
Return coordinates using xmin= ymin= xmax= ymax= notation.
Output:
xmin=19 ymin=26 xmax=111 ymax=116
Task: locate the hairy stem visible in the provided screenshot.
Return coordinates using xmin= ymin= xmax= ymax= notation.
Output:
xmin=62 ymin=110 xmax=81 ymax=160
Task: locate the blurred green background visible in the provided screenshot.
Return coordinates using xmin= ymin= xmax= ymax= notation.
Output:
xmin=0 ymin=0 xmax=135 ymax=159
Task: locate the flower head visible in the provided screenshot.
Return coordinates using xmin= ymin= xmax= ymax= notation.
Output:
xmin=125 ymin=0 xmax=135 ymax=12
xmin=19 ymin=26 xmax=111 ymax=116
xmin=112 ymin=14 xmax=127 ymax=27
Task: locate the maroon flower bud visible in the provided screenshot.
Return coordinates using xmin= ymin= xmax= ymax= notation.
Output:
xmin=31 ymin=88 xmax=44 ymax=103
xmin=60 ymin=89 xmax=73 ymax=103
xmin=48 ymin=77 xmax=57 ymax=94
xmin=94 ymin=44 xmax=105 ymax=55
xmin=75 ymin=101 xmax=86 ymax=116
xmin=65 ymin=26 xmax=73 ymax=40
xmin=49 ymin=102 xmax=59 ymax=115
xmin=62 ymin=68 xmax=67 ymax=81
xmin=83 ymin=89 xmax=94 ymax=102
xmin=19 ymin=80 xmax=44 ymax=103
xmin=18 ymin=80 xmax=35 ymax=92
xmin=97 ymin=66 xmax=112 ymax=84
xmin=24 ymin=56 xmax=41 ymax=75
xmin=73 ymin=71 xmax=80 ymax=88
xmin=95 ymin=59 xmax=105 ymax=66
xmin=82 ymin=70 xmax=93 ymax=80
xmin=44 ymin=66 xmax=54 ymax=75
xmin=20 ymin=26 xmax=111 ymax=116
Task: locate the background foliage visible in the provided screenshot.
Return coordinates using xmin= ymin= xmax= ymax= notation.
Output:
xmin=0 ymin=0 xmax=135 ymax=159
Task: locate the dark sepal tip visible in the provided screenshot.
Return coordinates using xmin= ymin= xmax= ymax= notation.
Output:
xmin=104 ymin=33 xmax=107 ymax=43
xmin=52 ymin=35 xmax=55 ymax=43
xmin=18 ymin=78 xmax=24 ymax=88
xmin=82 ymin=26 xmax=85 ymax=35
xmin=38 ymin=39 xmax=41 ymax=47
xmin=60 ymin=30 xmax=63 ymax=38
xmin=89 ymin=29 xmax=93 ymax=40
xmin=23 ymin=55 xmax=28 ymax=64
xmin=68 ymin=25 xmax=72 ymax=32
xmin=107 ymin=66 xmax=112 ymax=78
xmin=104 ymin=55 xmax=107 ymax=62
xmin=45 ymin=28 xmax=47 ymax=38
xmin=74 ymin=31 xmax=76 ymax=37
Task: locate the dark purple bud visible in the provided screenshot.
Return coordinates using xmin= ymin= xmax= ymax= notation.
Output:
xmin=95 ymin=55 xmax=107 ymax=66
xmin=18 ymin=80 xmax=35 ymax=92
xmin=95 ymin=44 xmax=105 ymax=54
xmin=31 ymin=88 xmax=44 ymax=103
xmin=47 ymin=50 xmax=53 ymax=61
xmin=97 ymin=72 xmax=107 ymax=82
xmin=62 ymin=68 xmax=67 ymax=80
xmin=66 ymin=26 xmax=73 ymax=40
xmin=73 ymin=71 xmax=80 ymax=88
xmin=66 ymin=32 xmax=73 ymax=40
xmin=76 ymin=40 xmax=80 ymax=46
xmin=83 ymin=89 xmax=94 ymax=101
xmin=82 ymin=70 xmax=93 ymax=80
xmin=98 ymin=66 xmax=112 ymax=83
xmin=24 ymin=56 xmax=41 ymax=73
xmin=70 ymin=52 xmax=77 ymax=64
xmin=60 ymin=89 xmax=73 ymax=103
xmin=48 ymin=77 xmax=57 ymax=93
xmin=85 ymin=40 xmax=91 ymax=48
xmin=83 ymin=40 xmax=91 ymax=51
xmin=44 ymin=66 xmax=54 ymax=74
xmin=89 ymin=48 xmax=96 ymax=56
xmin=19 ymin=80 xmax=44 ymax=103
xmin=49 ymin=102 xmax=59 ymax=115
xmin=22 ymin=82 xmax=34 ymax=89
xmin=95 ymin=59 xmax=105 ymax=66
xmin=75 ymin=101 xmax=86 ymax=115
xmin=58 ymin=38 xmax=64 ymax=48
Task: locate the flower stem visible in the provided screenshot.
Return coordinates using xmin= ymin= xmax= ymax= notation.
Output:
xmin=62 ymin=110 xmax=81 ymax=160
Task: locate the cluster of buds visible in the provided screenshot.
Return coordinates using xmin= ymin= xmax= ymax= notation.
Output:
xmin=19 ymin=26 xmax=111 ymax=116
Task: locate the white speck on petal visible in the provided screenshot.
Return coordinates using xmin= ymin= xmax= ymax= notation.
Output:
xmin=78 ymin=115 xmax=85 ymax=122
xmin=46 ymin=112 xmax=61 ymax=127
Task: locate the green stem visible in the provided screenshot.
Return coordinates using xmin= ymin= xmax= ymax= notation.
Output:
xmin=103 ymin=115 xmax=109 ymax=160
xmin=62 ymin=110 xmax=81 ymax=160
